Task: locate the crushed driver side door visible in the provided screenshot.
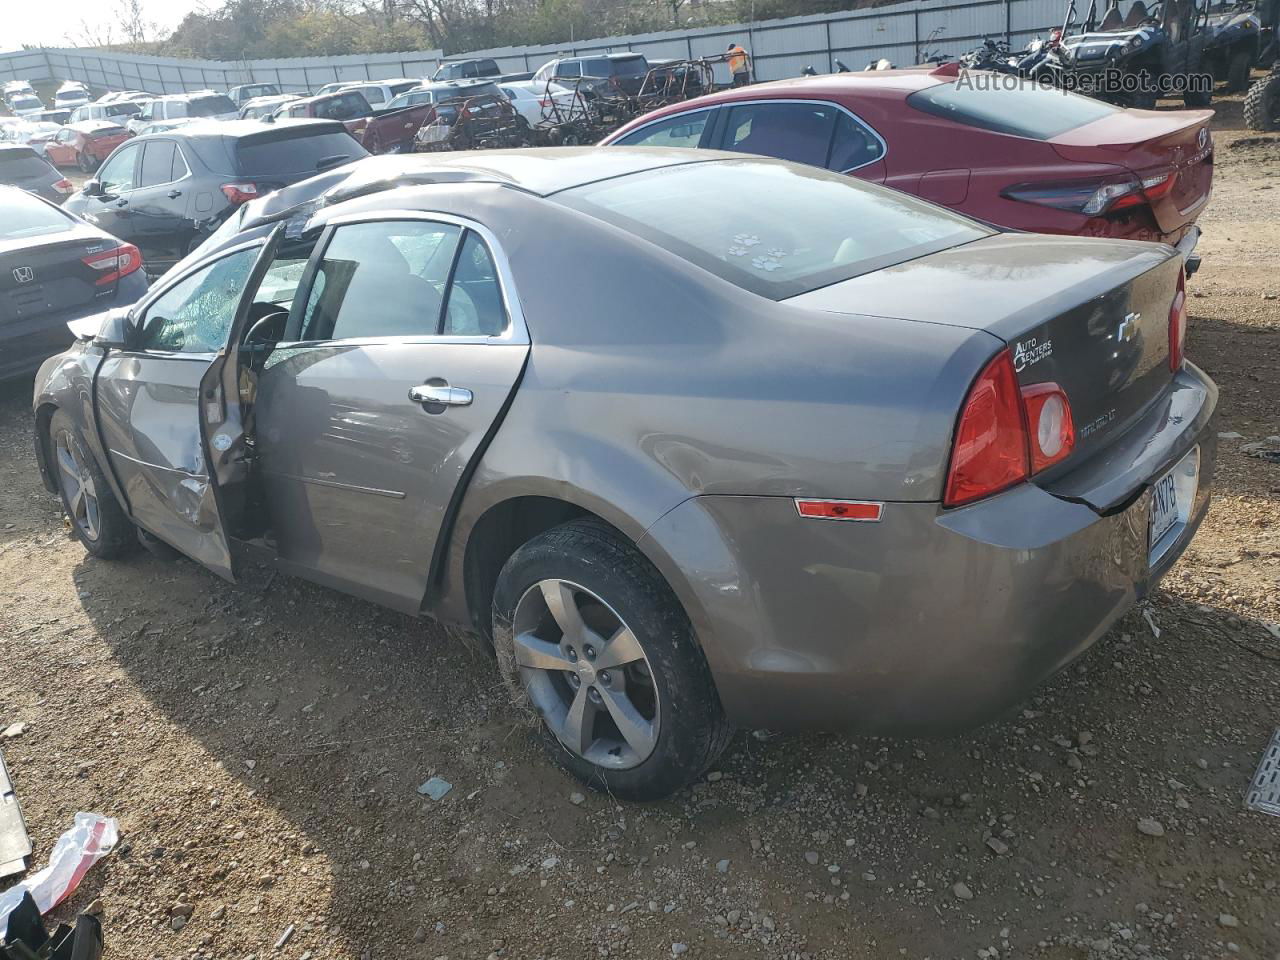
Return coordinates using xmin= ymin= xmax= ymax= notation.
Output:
xmin=92 ymin=227 xmax=284 ymax=580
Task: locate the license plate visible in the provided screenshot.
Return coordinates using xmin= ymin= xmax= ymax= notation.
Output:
xmin=1149 ymin=446 xmax=1200 ymax=564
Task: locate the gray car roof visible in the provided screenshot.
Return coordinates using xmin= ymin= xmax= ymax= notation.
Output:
xmin=299 ymin=147 xmax=727 ymax=199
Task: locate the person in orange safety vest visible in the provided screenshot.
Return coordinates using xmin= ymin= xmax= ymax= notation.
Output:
xmin=727 ymin=43 xmax=751 ymax=86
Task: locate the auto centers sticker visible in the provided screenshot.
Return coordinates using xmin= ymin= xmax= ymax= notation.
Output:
xmin=1012 ymin=337 xmax=1053 ymax=372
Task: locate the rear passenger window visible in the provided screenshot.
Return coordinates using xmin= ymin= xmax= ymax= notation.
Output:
xmin=828 ymin=112 xmax=885 ymax=171
xmin=301 ymin=220 xmax=463 ymax=340
xmin=614 ymin=110 xmax=709 ymax=148
xmin=443 ymin=232 xmax=507 ymax=336
xmin=721 ymin=102 xmax=837 ymax=169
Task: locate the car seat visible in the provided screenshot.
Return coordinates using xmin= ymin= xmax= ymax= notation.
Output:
xmin=1124 ymin=1 xmax=1151 ymax=27
xmin=1098 ymin=4 xmax=1126 ymax=29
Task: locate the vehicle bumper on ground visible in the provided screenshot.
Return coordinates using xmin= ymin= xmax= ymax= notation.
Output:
xmin=639 ymin=364 xmax=1217 ymax=735
xmin=1 ymin=271 xmax=146 ymax=381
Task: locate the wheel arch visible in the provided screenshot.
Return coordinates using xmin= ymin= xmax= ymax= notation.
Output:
xmin=33 ymin=401 xmax=59 ymax=493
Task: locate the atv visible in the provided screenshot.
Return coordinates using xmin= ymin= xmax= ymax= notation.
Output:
xmin=1202 ymin=0 xmax=1277 ymax=91
xmin=1040 ymin=0 xmax=1215 ymax=108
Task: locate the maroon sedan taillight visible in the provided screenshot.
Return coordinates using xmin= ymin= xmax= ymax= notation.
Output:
xmin=1002 ymin=170 xmax=1177 ymax=218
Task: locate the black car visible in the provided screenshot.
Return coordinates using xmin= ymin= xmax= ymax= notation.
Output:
xmin=0 ymin=146 xmax=73 ymax=204
xmin=432 ymin=58 xmax=502 ymax=81
xmin=63 ymin=119 xmax=368 ymax=275
xmin=0 ymin=185 xmax=147 ymax=380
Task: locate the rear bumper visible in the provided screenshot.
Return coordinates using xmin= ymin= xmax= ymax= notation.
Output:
xmin=639 ymin=364 xmax=1217 ymax=734
xmin=0 ymin=271 xmax=147 ymax=381
xmin=1176 ymin=225 xmax=1202 ymax=276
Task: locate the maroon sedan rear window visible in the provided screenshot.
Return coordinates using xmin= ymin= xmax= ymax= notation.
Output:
xmin=908 ymin=78 xmax=1121 ymax=140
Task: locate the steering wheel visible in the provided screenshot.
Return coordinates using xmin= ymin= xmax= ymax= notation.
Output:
xmin=244 ymin=305 xmax=289 ymax=345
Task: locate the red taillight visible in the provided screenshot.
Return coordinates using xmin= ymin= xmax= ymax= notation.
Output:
xmin=1021 ymin=382 xmax=1075 ymax=473
xmin=795 ymin=499 xmax=883 ymax=522
xmin=1003 ymin=170 xmax=1177 ymax=217
xmin=220 ymin=182 xmax=260 ymax=205
xmin=1169 ymin=270 xmax=1187 ymax=372
xmin=944 ymin=350 xmax=1029 ymax=507
xmin=53 ymin=178 xmax=73 ymax=194
xmin=81 ymin=243 xmax=142 ymax=286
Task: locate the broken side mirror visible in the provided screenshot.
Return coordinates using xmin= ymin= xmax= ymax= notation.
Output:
xmin=92 ymin=310 xmax=138 ymax=350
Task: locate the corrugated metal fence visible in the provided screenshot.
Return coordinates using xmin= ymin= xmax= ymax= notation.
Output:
xmin=0 ymin=0 xmax=1065 ymax=94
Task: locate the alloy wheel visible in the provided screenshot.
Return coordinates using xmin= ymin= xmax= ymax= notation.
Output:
xmin=55 ymin=430 xmax=100 ymax=541
xmin=512 ymin=578 xmax=659 ymax=769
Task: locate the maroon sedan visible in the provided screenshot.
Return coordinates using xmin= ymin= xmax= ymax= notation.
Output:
xmin=42 ymin=120 xmax=133 ymax=173
xmin=604 ymin=66 xmax=1212 ymax=265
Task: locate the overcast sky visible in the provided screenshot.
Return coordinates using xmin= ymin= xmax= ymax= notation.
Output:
xmin=2 ymin=0 xmax=189 ymax=50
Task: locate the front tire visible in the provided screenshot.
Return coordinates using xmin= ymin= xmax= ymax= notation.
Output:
xmin=492 ymin=519 xmax=733 ymax=800
xmin=77 ymin=151 xmax=96 ymax=173
xmin=48 ymin=409 xmax=137 ymax=559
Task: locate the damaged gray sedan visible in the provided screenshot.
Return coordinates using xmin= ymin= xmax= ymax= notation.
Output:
xmin=33 ymin=149 xmax=1217 ymax=799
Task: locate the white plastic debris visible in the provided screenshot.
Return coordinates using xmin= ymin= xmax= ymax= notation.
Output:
xmin=0 ymin=812 xmax=119 ymax=939
xmin=417 ymin=777 xmax=452 ymax=801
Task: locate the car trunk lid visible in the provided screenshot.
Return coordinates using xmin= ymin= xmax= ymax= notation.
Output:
xmin=789 ymin=233 xmax=1185 ymax=470
xmin=1050 ymin=110 xmax=1214 ymax=235
xmin=0 ymin=229 xmax=120 ymax=324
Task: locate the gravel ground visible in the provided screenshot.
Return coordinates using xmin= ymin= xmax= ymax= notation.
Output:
xmin=2 ymin=91 xmax=1278 ymax=960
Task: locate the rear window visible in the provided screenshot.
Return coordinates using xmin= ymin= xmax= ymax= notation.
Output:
xmin=908 ymin=78 xmax=1122 ymax=140
xmin=11 ymin=96 xmax=41 ymax=110
xmin=105 ymin=102 xmax=141 ymax=116
xmin=0 ymin=191 xmax=70 ymax=240
xmin=189 ymin=94 xmax=236 ymax=117
xmin=235 ymin=129 xmax=366 ymax=175
xmin=556 ymin=160 xmax=990 ymax=300
xmin=611 ymin=57 xmax=648 ymax=77
xmin=0 ymin=149 xmax=53 ymax=179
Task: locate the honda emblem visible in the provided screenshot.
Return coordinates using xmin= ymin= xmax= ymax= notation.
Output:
xmin=12 ymin=266 xmax=34 ymax=284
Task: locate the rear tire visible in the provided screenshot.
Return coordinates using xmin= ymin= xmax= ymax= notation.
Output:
xmin=76 ymin=151 xmax=96 ymax=173
xmin=48 ymin=409 xmax=137 ymax=559
xmin=491 ymin=519 xmax=733 ymax=801
xmin=1243 ymin=71 xmax=1280 ymax=131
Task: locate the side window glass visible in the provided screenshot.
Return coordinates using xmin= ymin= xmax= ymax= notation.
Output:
xmin=169 ymin=102 xmax=188 ymax=118
xmin=171 ymin=145 xmax=190 ymax=181
xmin=828 ymin=112 xmax=885 ymax=171
xmin=443 ymin=231 xmax=507 ymax=337
xmin=364 ymin=87 xmax=385 ymax=103
xmin=139 ymin=140 xmax=176 ymax=187
xmin=615 ymin=110 xmax=709 ymax=148
xmin=97 ymin=145 xmax=139 ymax=193
xmin=722 ymin=102 xmax=837 ymax=169
xmin=138 ymin=247 xmax=258 ymax=354
xmin=301 ymin=220 xmax=463 ymax=341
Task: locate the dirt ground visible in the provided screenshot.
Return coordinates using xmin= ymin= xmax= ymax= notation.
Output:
xmin=2 ymin=89 xmax=1279 ymax=960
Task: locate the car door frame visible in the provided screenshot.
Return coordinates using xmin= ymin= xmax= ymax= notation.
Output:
xmin=131 ymin=137 xmax=196 ymax=266
xmin=246 ymin=208 xmax=531 ymax=613
xmin=80 ymin=140 xmax=144 ymax=251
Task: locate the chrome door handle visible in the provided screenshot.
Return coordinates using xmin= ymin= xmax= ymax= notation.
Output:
xmin=409 ymin=383 xmax=473 ymax=406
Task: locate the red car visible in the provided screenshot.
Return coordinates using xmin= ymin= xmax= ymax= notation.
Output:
xmin=42 ymin=120 xmax=133 ymax=173
xmin=274 ymin=90 xmax=373 ymax=142
xmin=604 ymin=66 xmax=1212 ymax=266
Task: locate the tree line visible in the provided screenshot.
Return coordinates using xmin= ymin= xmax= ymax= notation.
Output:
xmin=69 ymin=0 xmax=897 ymax=60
